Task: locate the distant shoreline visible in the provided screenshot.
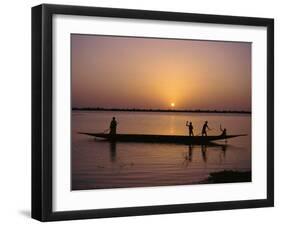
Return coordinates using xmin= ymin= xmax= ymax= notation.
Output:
xmin=72 ymin=107 xmax=251 ymax=114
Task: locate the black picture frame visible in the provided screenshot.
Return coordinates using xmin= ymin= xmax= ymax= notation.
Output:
xmin=32 ymin=4 xmax=274 ymax=222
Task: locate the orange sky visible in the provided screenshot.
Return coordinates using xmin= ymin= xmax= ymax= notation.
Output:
xmin=71 ymin=34 xmax=251 ymax=111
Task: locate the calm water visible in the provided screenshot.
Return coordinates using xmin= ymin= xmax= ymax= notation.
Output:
xmin=72 ymin=111 xmax=251 ymax=190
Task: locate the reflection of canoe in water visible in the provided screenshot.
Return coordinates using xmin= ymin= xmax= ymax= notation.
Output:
xmin=79 ymin=132 xmax=247 ymax=144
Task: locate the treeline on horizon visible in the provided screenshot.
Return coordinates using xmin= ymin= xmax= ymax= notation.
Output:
xmin=72 ymin=107 xmax=251 ymax=114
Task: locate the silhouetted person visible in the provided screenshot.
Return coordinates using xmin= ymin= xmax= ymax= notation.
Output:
xmin=220 ymin=124 xmax=227 ymax=137
xmin=187 ymin=122 xmax=194 ymax=136
xmin=186 ymin=121 xmax=194 ymax=136
xmin=109 ymin=117 xmax=117 ymax=135
xmin=201 ymin=121 xmax=210 ymax=136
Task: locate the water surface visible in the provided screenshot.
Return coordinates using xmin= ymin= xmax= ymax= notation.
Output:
xmin=72 ymin=111 xmax=251 ymax=190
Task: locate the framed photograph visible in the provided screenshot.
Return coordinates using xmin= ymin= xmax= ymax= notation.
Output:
xmin=32 ymin=4 xmax=274 ymax=221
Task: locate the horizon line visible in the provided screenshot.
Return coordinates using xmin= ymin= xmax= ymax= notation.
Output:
xmin=72 ymin=107 xmax=251 ymax=114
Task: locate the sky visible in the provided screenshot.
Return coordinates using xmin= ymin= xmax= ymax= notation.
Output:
xmin=71 ymin=34 xmax=251 ymax=111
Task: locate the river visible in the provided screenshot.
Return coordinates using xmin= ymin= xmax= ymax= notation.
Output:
xmin=71 ymin=111 xmax=251 ymax=190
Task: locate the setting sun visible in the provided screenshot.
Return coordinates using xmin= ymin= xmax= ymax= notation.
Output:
xmin=170 ymin=103 xmax=175 ymax=107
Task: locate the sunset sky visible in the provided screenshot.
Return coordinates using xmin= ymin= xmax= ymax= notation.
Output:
xmin=71 ymin=34 xmax=251 ymax=111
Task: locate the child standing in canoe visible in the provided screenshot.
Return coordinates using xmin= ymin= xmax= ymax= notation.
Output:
xmin=202 ymin=121 xmax=210 ymax=136
xmin=186 ymin=121 xmax=194 ymax=136
xmin=109 ymin=117 xmax=117 ymax=135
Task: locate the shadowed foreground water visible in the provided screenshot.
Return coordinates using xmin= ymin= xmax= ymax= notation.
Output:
xmin=71 ymin=111 xmax=251 ymax=190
